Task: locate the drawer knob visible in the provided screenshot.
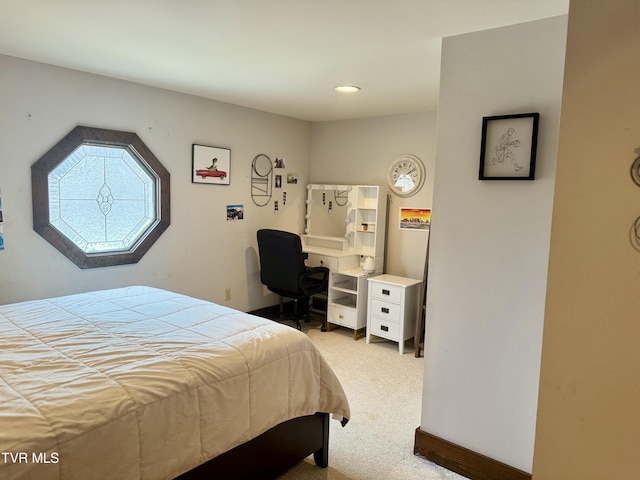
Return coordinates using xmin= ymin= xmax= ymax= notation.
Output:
xmin=381 ymin=307 xmax=389 ymax=314
xmin=381 ymin=325 xmax=389 ymax=332
xmin=339 ymin=314 xmax=344 ymax=319
xmin=382 ymin=289 xmax=390 ymax=295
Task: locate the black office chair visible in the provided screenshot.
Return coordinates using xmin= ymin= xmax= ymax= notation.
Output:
xmin=256 ymin=229 xmax=329 ymax=330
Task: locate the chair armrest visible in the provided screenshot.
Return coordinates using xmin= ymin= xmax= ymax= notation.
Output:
xmin=306 ymin=266 xmax=329 ymax=276
xmin=299 ymin=266 xmax=329 ymax=296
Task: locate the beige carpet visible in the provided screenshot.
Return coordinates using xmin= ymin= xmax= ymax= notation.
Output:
xmin=273 ymin=316 xmax=468 ymax=480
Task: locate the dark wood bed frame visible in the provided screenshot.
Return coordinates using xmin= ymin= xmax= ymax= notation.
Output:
xmin=175 ymin=412 xmax=329 ymax=480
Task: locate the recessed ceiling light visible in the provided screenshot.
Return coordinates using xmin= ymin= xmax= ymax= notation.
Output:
xmin=334 ymin=85 xmax=361 ymax=93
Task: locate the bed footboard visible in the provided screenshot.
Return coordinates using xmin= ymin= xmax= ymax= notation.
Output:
xmin=175 ymin=412 xmax=330 ymax=480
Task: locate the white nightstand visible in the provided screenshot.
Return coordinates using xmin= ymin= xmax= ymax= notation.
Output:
xmin=366 ymin=274 xmax=422 ymax=354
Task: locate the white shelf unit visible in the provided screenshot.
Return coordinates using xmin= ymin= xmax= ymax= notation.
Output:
xmin=346 ymin=186 xmax=387 ymax=272
xmin=327 ymin=268 xmax=372 ymax=340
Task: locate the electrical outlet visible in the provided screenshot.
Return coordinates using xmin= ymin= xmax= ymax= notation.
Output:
xmin=224 ymin=288 xmax=231 ymax=301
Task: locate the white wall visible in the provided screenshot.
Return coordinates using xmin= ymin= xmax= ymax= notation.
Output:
xmin=533 ymin=2 xmax=640 ymax=477
xmin=0 ymin=55 xmax=434 ymax=309
xmin=310 ymin=113 xmax=436 ymax=280
xmin=421 ymin=17 xmax=567 ymax=473
xmin=0 ymin=54 xmax=311 ymax=308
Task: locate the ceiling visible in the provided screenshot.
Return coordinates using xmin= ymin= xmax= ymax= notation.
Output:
xmin=0 ymin=1 xmax=569 ymax=122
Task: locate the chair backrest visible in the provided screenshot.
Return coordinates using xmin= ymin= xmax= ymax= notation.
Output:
xmin=256 ymin=229 xmax=307 ymax=294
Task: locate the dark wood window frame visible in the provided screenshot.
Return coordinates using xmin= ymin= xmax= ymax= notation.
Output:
xmin=31 ymin=126 xmax=170 ymax=269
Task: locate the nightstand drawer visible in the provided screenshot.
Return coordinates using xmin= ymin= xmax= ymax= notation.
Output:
xmin=370 ymin=298 xmax=400 ymax=323
xmin=369 ymin=316 xmax=399 ymax=341
xmin=369 ymin=282 xmax=403 ymax=303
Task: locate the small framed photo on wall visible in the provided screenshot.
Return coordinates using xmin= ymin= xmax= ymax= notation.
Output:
xmin=479 ymin=113 xmax=539 ymax=180
xmin=399 ymin=207 xmax=431 ymax=231
xmin=192 ymin=144 xmax=231 ymax=185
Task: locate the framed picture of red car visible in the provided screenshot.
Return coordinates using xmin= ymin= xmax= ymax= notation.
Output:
xmin=192 ymin=144 xmax=231 ymax=185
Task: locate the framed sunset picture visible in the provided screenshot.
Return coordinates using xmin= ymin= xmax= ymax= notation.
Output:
xmin=399 ymin=208 xmax=431 ymax=231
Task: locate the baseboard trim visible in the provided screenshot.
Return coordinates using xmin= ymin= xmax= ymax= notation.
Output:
xmin=414 ymin=427 xmax=531 ymax=480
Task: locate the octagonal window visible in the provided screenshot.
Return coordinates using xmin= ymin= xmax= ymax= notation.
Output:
xmin=32 ymin=126 xmax=170 ymax=269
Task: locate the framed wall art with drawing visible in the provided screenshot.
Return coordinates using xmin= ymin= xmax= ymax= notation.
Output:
xmin=192 ymin=144 xmax=231 ymax=185
xmin=479 ymin=113 xmax=539 ymax=180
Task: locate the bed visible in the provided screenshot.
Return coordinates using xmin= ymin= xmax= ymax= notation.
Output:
xmin=0 ymin=286 xmax=350 ymax=480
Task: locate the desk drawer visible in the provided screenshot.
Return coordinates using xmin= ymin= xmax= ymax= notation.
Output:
xmin=328 ymin=305 xmax=358 ymax=328
xmin=370 ymin=298 xmax=400 ymax=323
xmin=369 ymin=282 xmax=403 ymax=303
xmin=369 ymin=316 xmax=399 ymax=341
xmin=306 ymin=254 xmax=338 ymax=270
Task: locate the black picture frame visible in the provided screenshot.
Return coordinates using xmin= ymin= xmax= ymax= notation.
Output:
xmin=479 ymin=113 xmax=539 ymax=180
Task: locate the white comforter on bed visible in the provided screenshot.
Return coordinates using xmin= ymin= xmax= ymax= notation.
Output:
xmin=0 ymin=286 xmax=350 ymax=480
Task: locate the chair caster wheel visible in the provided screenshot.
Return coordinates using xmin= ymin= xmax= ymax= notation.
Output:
xmin=321 ymin=325 xmax=327 ymax=332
